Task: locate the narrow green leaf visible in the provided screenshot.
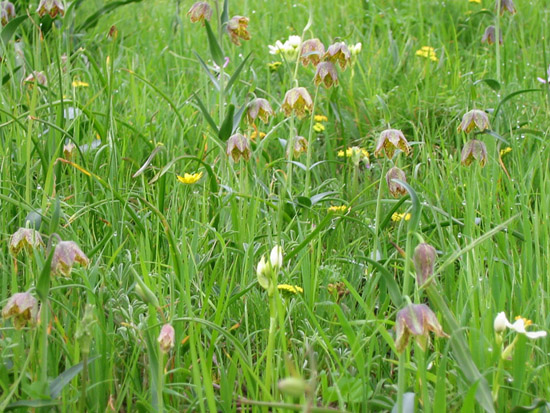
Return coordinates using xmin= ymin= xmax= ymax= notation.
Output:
xmin=226 ymin=52 xmax=252 ymax=92
xmin=356 ymin=256 xmax=403 ymax=307
xmin=473 ymin=78 xmax=500 ymax=92
xmin=232 ymin=103 xmax=247 ymax=134
xmin=392 ymin=179 xmax=421 ymax=234
xmin=193 ymin=51 xmax=220 ymax=90
xmin=48 ymin=196 xmax=61 ymax=235
xmin=204 ymin=21 xmax=224 ymax=66
xmin=221 ymin=0 xmax=229 ymax=25
xmin=5 ymin=400 xmax=59 ymax=410
xmin=511 ymin=399 xmax=550 ymax=413
xmin=193 ymin=94 xmax=219 ymax=135
xmin=49 ymin=355 xmax=101 ymax=399
xmin=494 ymin=89 xmax=541 ymax=119
xmin=218 ymin=104 xmax=235 ymax=141
xmin=36 ymin=248 xmax=54 ymax=302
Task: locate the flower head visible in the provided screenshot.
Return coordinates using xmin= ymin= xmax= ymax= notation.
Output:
xmin=494 ymin=312 xmax=508 ymax=334
xmin=187 ymin=2 xmax=212 ymax=24
xmin=2 ymin=292 xmax=39 ymax=330
xmin=481 ymin=26 xmax=503 ymax=45
xmin=386 ymin=166 xmax=407 ymax=198
xmin=9 ymin=228 xmax=44 ymax=256
xmin=292 ymin=135 xmax=308 ymax=157
xmin=458 ymin=109 xmax=490 ymax=133
xmin=496 ymin=0 xmax=516 ymax=14
xmin=493 ymin=313 xmax=546 ymax=339
xmin=158 ymin=324 xmax=175 ymax=353
xmin=348 ymin=42 xmax=362 ymax=57
xmin=281 ymin=87 xmax=313 ymax=119
xmin=414 ymin=243 xmax=437 ymax=285
xmin=300 ymin=38 xmax=325 ymax=67
xmin=395 ymin=303 xmax=448 ymax=353
xmin=313 ymin=123 xmax=325 ymax=133
xmin=270 ymin=245 xmax=283 ymax=270
xmin=461 ymin=140 xmax=488 ymax=167
xmin=391 ymin=212 xmax=411 ymax=222
xmin=374 ymin=129 xmax=411 ymax=159
xmin=24 ymin=71 xmax=47 ymax=87
xmin=72 ymin=80 xmax=89 ymax=88
xmin=37 ymin=0 xmax=65 ymax=18
xmin=247 ymin=98 xmax=274 ymax=124
xmin=500 ymin=147 xmax=512 ymax=157
xmin=277 ymin=284 xmax=304 ymax=297
xmin=313 ymin=61 xmax=339 ymax=89
xmin=268 ymin=35 xmax=301 ymax=60
xmin=268 ymin=61 xmax=282 ymax=72
xmin=51 ymin=240 xmax=90 ymax=277
xmin=177 ymin=171 xmax=203 ymax=184
xmin=227 ymin=16 xmax=250 ymax=46
xmin=415 ymin=46 xmax=438 ymax=62
xmin=324 ymin=42 xmax=351 ymax=70
xmin=226 ymin=133 xmax=251 ymax=162
xmin=327 ymin=205 xmax=349 ymax=213
xmin=1 ymin=1 xmax=15 ymax=26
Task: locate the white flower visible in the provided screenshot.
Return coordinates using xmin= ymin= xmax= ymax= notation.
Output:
xmin=270 ymin=246 xmax=283 ymax=269
xmin=494 ymin=313 xmax=547 ymax=339
xmin=349 ymin=42 xmax=362 ymax=56
xmin=268 ymin=36 xmax=301 ymax=59
xmin=494 ymin=312 xmax=508 ymax=333
xmin=268 ymin=40 xmax=285 ymax=55
xmin=287 ymin=35 xmax=302 ymax=48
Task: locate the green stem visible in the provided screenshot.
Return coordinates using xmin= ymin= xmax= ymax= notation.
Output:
xmin=264 ymin=294 xmax=277 ymax=399
xmin=305 ymin=87 xmax=320 ymax=196
xmin=397 ymin=352 xmax=407 ymax=413
xmin=495 ymin=0 xmax=502 ymax=83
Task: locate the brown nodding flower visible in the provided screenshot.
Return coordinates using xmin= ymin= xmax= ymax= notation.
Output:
xmin=300 ymin=38 xmax=325 ymax=67
xmin=37 ymin=0 xmax=65 ymax=18
xmin=158 ymin=324 xmax=175 ymax=353
xmin=247 ymin=98 xmax=274 ymax=124
xmin=187 ymin=2 xmax=212 ymax=24
xmin=24 ymin=71 xmax=47 ymax=87
xmin=313 ymin=61 xmax=339 ymax=89
xmin=461 ymin=140 xmax=488 ymax=167
xmin=324 ymin=42 xmax=351 ymax=70
xmin=281 ymin=87 xmax=313 ymax=119
xmin=1 ymin=1 xmax=16 ymax=26
xmin=457 ymin=109 xmax=490 ymax=133
xmin=414 ymin=243 xmax=437 ymax=286
xmin=496 ymin=0 xmax=516 ymax=15
xmin=226 ymin=133 xmax=251 ymax=162
xmin=374 ymin=129 xmax=412 ymax=159
xmin=386 ymin=167 xmax=407 ymax=198
xmin=227 ymin=16 xmax=250 ymax=46
xmin=63 ymin=142 xmax=76 ymax=160
xmin=395 ymin=303 xmax=449 ymax=353
xmin=9 ymin=228 xmax=44 ymax=256
xmin=51 ymin=240 xmax=90 ymax=277
xmin=482 ymin=26 xmax=503 ymax=45
xmin=2 ymin=292 xmax=39 ymax=330
xmin=292 ymin=136 xmax=308 ymax=158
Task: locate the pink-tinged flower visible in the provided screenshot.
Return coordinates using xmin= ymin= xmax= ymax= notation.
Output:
xmin=2 ymin=292 xmax=39 ymax=330
xmin=227 ymin=16 xmax=250 ymax=46
xmin=461 ymin=140 xmax=488 ymax=167
xmin=281 ymin=87 xmax=313 ymax=119
xmin=247 ymin=98 xmax=274 ymax=124
xmin=300 ymin=38 xmax=325 ymax=67
xmin=313 ymin=61 xmax=339 ymax=89
xmin=324 ymin=42 xmax=351 ymax=70
xmin=386 ymin=167 xmax=407 ymax=198
xmin=37 ymin=0 xmax=65 ymax=18
xmin=395 ymin=303 xmax=448 ymax=353
xmin=51 ymin=240 xmax=90 ymax=276
xmin=537 ymin=65 xmax=550 ymax=84
xmin=226 ymin=133 xmax=251 ymax=162
xmin=414 ymin=243 xmax=437 ymax=285
xmin=374 ymin=129 xmax=411 ymax=159
xmin=187 ymin=2 xmax=212 ymax=24
xmin=481 ymin=26 xmax=503 ymax=45
xmin=292 ymin=136 xmax=308 ymax=157
xmin=1 ymin=1 xmax=16 ymax=26
xmin=158 ymin=324 xmax=175 ymax=353
xmin=496 ymin=0 xmax=516 ymax=15
xmin=9 ymin=228 xmax=44 ymax=256
xmin=24 ymin=71 xmax=47 ymax=87
xmin=457 ymin=109 xmax=490 ymax=133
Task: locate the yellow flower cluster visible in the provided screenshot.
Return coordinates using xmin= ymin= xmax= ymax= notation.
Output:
xmin=277 ymin=284 xmax=304 ymax=296
xmin=268 ymin=61 xmax=282 ymax=71
xmin=415 ymin=46 xmax=438 ymax=62
xmin=313 ymin=114 xmax=328 ymax=133
xmin=177 ymin=171 xmax=203 ymax=184
xmin=500 ymin=147 xmax=512 ymax=157
xmin=337 ymin=147 xmax=369 ymax=158
xmin=327 ymin=205 xmax=349 ymax=213
xmin=72 ymin=80 xmax=89 ymax=87
xmin=391 ymin=212 xmax=411 ymax=222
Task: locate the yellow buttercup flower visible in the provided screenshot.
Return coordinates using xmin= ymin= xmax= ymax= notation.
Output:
xmin=268 ymin=61 xmax=282 ymax=71
xmin=277 ymin=284 xmax=304 ymax=296
xmin=313 ymin=123 xmax=325 ymax=133
xmin=177 ymin=172 xmax=203 ymax=184
xmin=415 ymin=46 xmax=438 ymax=62
xmin=314 ymin=115 xmax=328 ymax=122
xmin=328 ymin=205 xmax=349 ymax=213
xmin=469 ymin=0 xmax=481 ymax=3
xmin=72 ymin=80 xmax=89 ymax=87
xmin=392 ymin=212 xmax=411 ymax=222
xmin=500 ymin=147 xmax=512 ymax=157
xmin=250 ymin=131 xmax=266 ymax=140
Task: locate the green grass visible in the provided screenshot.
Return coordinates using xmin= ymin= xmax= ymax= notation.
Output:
xmin=1 ymin=0 xmax=550 ymax=411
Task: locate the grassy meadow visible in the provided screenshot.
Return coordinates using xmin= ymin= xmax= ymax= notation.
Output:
xmin=1 ymin=0 xmax=550 ymax=411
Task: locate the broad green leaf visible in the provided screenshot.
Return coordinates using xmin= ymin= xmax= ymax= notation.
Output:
xmin=204 ymin=21 xmax=224 ymax=66
xmin=1 ymin=15 xmax=27 ymax=45
xmin=218 ymin=104 xmax=235 ymax=141
xmin=49 ymin=355 xmax=101 ymax=398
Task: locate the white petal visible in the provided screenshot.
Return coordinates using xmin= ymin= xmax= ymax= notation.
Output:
xmin=510 ymin=319 xmax=527 ymax=334
xmin=525 ymin=331 xmax=547 ymax=339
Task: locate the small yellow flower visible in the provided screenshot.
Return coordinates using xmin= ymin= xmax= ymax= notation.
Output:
xmin=392 ymin=212 xmax=411 ymax=222
xmin=268 ymin=61 xmax=282 ymax=71
xmin=469 ymin=0 xmax=481 ymax=3
xmin=250 ymin=131 xmax=266 ymax=140
xmin=277 ymin=284 xmax=304 ymax=297
xmin=72 ymin=80 xmax=89 ymax=87
xmin=314 ymin=115 xmax=328 ymax=122
xmin=313 ymin=123 xmax=325 ymax=133
xmin=500 ymin=147 xmax=512 ymax=157
xmin=328 ymin=205 xmax=349 ymax=213
xmin=177 ymin=172 xmax=203 ymax=184
xmin=415 ymin=46 xmax=438 ymax=62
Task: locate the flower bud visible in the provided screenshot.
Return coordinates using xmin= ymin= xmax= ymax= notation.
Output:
xmin=134 ymin=277 xmax=160 ymax=308
xmin=374 ymin=129 xmax=411 ymax=159
xmin=348 ymin=42 xmax=362 ymax=56
xmin=9 ymin=228 xmax=44 ymax=256
xmin=278 ymin=377 xmax=308 ymax=398
xmin=2 ymin=292 xmax=39 ymax=330
xmin=270 ymin=245 xmax=283 ymax=270
xmin=51 ymin=240 xmax=90 ymax=277
xmin=227 ymin=16 xmax=250 ymax=46
xmin=281 ymin=87 xmax=313 ymax=119
xmin=457 ymin=109 xmax=490 ymax=133
xmin=187 ymin=2 xmax=212 ymax=24
xmin=246 ymin=98 xmax=274 ymax=124
xmin=493 ymin=312 xmax=508 ymax=334
xmin=313 ymin=61 xmax=338 ymax=89
xmin=414 ymin=243 xmax=437 ymax=285
xmin=300 ymin=38 xmax=325 ymax=67
xmin=461 ymin=140 xmax=488 ymax=167
xmin=158 ymin=324 xmax=175 ymax=353
xmin=481 ymin=26 xmax=503 ymax=45
xmin=256 ymin=255 xmax=270 ymax=289
xmin=37 ymin=0 xmax=65 ymax=18
xmin=324 ymin=42 xmax=351 ymax=70
xmin=226 ymin=133 xmax=251 ymax=162
xmin=386 ymin=167 xmax=407 ymax=198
